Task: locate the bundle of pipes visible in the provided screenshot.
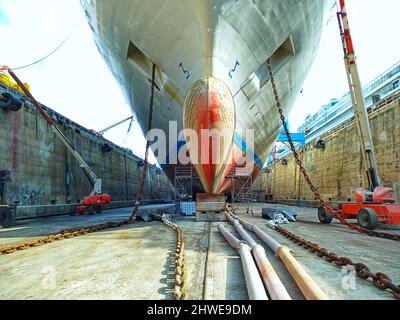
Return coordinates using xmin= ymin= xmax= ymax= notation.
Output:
xmin=226 ymin=214 xmax=292 ymax=300
xmin=230 ymin=213 xmax=329 ymax=300
xmin=217 ymin=225 xmax=268 ymax=300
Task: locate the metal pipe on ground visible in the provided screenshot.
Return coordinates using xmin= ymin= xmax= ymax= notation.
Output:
xmin=226 ymin=214 xmax=291 ymax=300
xmin=217 ymin=224 xmax=268 ymax=300
xmin=227 ymin=215 xmax=258 ymax=248
xmin=233 ymin=214 xmax=281 ymax=253
xmin=231 ymin=213 xmax=329 ymax=300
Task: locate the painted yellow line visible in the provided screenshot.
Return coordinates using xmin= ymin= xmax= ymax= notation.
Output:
xmin=156 ymin=65 xmax=184 ymax=108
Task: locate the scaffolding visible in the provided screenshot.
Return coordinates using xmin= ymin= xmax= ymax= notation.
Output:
xmin=227 ymin=165 xmax=253 ymax=214
xmin=174 ymin=166 xmax=196 ymax=214
xmin=174 ymin=164 xmax=254 ymax=214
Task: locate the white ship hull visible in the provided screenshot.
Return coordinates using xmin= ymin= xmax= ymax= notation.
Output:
xmin=82 ymin=0 xmax=327 ymax=194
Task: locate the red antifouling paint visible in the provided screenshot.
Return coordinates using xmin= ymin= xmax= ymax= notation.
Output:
xmin=183 ymin=77 xmax=236 ymax=194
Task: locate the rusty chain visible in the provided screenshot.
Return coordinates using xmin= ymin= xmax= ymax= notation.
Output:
xmin=274 ymin=225 xmax=400 ymax=299
xmin=126 ymin=62 xmax=156 ymax=223
xmin=266 ymin=59 xmax=400 ymax=242
xmin=0 ymin=220 xmax=129 ymax=255
xmin=162 ymin=214 xmax=188 ymax=300
xmin=0 ymin=63 xmax=157 ymax=255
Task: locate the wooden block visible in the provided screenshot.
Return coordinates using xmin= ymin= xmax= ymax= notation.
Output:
xmin=196 ymin=211 xmax=226 ymax=222
xmin=196 ymin=193 xmax=225 ymax=212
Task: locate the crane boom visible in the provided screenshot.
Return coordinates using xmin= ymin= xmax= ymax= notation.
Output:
xmin=5 ymin=68 xmax=102 ymax=196
xmin=337 ymin=0 xmax=381 ymax=189
xmin=99 ymin=116 xmax=134 ymax=135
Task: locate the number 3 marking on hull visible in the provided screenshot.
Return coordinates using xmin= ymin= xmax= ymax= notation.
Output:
xmin=179 ymin=62 xmax=190 ymax=80
xmin=229 ymin=60 xmax=240 ymax=78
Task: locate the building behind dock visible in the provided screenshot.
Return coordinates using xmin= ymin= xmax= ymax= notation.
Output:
xmin=299 ymin=61 xmax=400 ymax=144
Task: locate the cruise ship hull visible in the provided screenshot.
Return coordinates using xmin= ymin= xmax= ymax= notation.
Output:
xmin=81 ymin=0 xmax=327 ymax=195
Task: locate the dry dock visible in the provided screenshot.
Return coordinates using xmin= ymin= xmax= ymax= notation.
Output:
xmin=1 ymin=76 xmax=399 ymax=301
xmin=257 ymin=97 xmax=400 ymax=205
xmin=0 ymin=83 xmax=174 ymax=219
xmin=1 ymin=203 xmax=398 ymax=300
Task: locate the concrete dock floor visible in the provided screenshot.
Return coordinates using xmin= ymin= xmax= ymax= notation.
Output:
xmin=0 ymin=203 xmax=399 ymax=300
xmin=231 ymin=204 xmax=400 ymax=300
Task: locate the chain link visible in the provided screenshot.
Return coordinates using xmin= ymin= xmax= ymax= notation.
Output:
xmin=274 ymin=225 xmax=400 ymax=299
xmin=161 ymin=214 xmax=188 ymax=300
xmin=0 ymin=220 xmax=129 ymax=255
xmin=266 ymin=59 xmax=400 ymax=242
xmin=126 ymin=63 xmax=156 ymax=223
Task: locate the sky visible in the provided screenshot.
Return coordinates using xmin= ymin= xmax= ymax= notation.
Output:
xmin=1 ymin=0 xmax=400 ymax=165
xmin=291 ymin=0 xmax=400 ymax=130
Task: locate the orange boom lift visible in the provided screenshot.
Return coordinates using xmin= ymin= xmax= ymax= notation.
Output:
xmin=0 ymin=66 xmax=111 ymax=215
xmin=318 ymin=0 xmax=400 ymax=229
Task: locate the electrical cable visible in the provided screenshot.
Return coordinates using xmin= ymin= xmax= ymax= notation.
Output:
xmin=5 ymin=21 xmax=82 ymax=71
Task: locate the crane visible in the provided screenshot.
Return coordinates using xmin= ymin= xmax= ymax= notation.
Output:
xmin=1 ymin=66 xmax=111 ymax=214
xmin=317 ymin=0 xmax=400 ymax=230
xmin=98 ymin=116 xmax=134 ymax=135
xmin=337 ymin=0 xmax=380 ymax=189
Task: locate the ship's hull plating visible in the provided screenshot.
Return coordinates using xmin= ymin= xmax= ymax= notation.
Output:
xmin=81 ymin=0 xmax=327 ymax=195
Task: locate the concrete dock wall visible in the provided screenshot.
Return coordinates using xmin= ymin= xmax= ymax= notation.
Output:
xmin=0 ymin=85 xmax=174 ymax=218
xmin=254 ymin=97 xmax=400 ymax=204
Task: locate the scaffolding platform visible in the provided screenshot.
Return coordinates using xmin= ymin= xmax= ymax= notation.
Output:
xmin=226 ymin=165 xmax=254 ymax=215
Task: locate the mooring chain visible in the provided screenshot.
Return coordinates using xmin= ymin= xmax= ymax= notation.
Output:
xmin=126 ymin=62 xmax=156 ymax=223
xmin=266 ymin=59 xmax=400 ymax=242
xmin=274 ymin=225 xmax=400 ymax=299
xmin=0 ymin=220 xmax=129 ymax=255
xmin=0 ymin=63 xmax=157 ymax=255
xmin=161 ymin=214 xmax=189 ymax=300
